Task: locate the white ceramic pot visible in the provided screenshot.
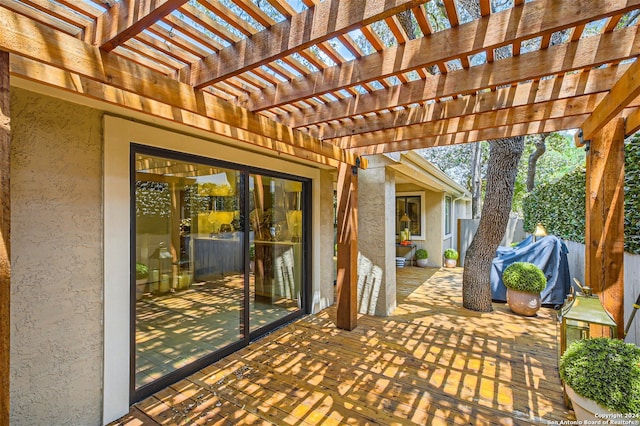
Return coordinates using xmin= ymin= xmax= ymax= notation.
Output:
xmin=444 ymin=258 xmax=457 ymax=268
xmin=506 ymin=288 xmax=541 ymax=316
xmin=565 ymin=384 xmax=624 ymax=424
xmin=416 ymin=258 xmax=429 ymax=267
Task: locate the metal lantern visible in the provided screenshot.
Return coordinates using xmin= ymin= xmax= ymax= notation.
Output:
xmin=557 ymin=284 xmax=617 ymax=406
xmin=559 ymin=286 xmax=617 ymax=357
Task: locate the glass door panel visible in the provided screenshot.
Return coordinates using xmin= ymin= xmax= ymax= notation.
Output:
xmin=249 ymin=174 xmax=304 ymax=332
xmin=134 ymin=153 xmax=244 ymax=389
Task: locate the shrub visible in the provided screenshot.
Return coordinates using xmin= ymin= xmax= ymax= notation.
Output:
xmin=415 ymin=249 xmax=428 ymax=259
xmin=502 ymin=262 xmax=546 ymax=294
xmin=523 ymin=134 xmax=640 ymax=255
xmin=444 ymin=248 xmax=458 ymax=259
xmin=560 ymin=337 xmax=640 ymax=414
xmin=135 ymin=262 xmax=149 ymax=279
xmin=523 ymin=166 xmax=586 ymax=244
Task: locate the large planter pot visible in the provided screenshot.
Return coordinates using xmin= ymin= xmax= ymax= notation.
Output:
xmin=506 ymin=288 xmax=541 ymax=316
xmin=416 ymin=258 xmax=428 ymax=267
xmin=565 ymin=384 xmax=624 ymax=424
xmin=444 ymin=258 xmax=457 ymax=268
xmin=135 ymin=278 xmax=148 ymax=301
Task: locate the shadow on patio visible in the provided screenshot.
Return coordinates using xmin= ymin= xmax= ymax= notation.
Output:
xmin=112 ymin=266 xmax=574 ymax=425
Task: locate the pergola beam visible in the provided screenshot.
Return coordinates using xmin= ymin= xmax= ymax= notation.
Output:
xmin=330 ymin=93 xmax=627 ymax=149
xmin=189 ymin=0 xmax=427 ymax=88
xmin=305 ymin=64 xmax=632 ymax=139
xmin=0 ymin=7 xmax=363 ymax=168
xmin=625 ymin=107 xmax=640 ymax=136
xmin=11 ymin=56 xmax=358 ymax=168
xmin=0 ymin=49 xmax=10 ymax=426
xmin=241 ymin=0 xmax=640 ymax=112
xmin=336 ymin=162 xmax=358 ymax=331
xmin=351 ymin=115 xmax=588 ymax=155
xmin=283 ymin=25 xmax=640 ymax=127
xmin=586 ymin=118 xmax=625 ymax=338
xmin=96 ymin=0 xmax=190 ymax=51
xmin=577 ymin=58 xmax=640 ymax=145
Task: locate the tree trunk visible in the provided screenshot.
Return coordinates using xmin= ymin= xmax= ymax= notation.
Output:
xmin=470 ymin=142 xmax=482 ymax=218
xmin=462 ymin=137 xmax=524 ymax=312
xmin=526 ymin=133 xmax=547 ymax=191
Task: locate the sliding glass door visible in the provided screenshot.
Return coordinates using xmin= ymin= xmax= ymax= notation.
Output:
xmin=249 ymin=174 xmax=304 ymax=332
xmin=132 ymin=147 xmax=308 ymax=400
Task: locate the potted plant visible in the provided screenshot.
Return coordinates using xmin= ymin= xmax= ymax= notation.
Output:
xmin=415 ymin=249 xmax=428 ymax=267
xmin=135 ymin=262 xmax=149 ymax=300
xmin=502 ymin=261 xmax=546 ymax=316
xmin=443 ymin=248 xmax=458 ymax=267
xmin=560 ymin=337 xmax=640 ymax=421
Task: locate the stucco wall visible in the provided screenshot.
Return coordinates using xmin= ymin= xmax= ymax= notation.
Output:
xmin=358 ymin=166 xmax=396 ymax=316
xmin=424 ymin=191 xmax=443 ymax=267
xmin=10 ymin=89 xmax=103 ymax=425
xmin=315 ymin=169 xmax=336 ymax=312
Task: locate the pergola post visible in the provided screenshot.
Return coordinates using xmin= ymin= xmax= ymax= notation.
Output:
xmin=0 ymin=49 xmax=11 ymax=425
xmin=336 ymin=162 xmax=358 ymax=331
xmin=585 ymin=117 xmax=625 ymax=338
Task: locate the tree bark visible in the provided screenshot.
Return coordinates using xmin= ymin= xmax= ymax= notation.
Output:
xmin=526 ymin=133 xmax=547 ymax=191
xmin=462 ymin=137 xmax=524 ymax=312
xmin=470 ymin=142 xmax=482 ymax=218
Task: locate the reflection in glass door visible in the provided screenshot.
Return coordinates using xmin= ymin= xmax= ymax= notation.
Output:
xmin=132 ymin=148 xmax=308 ymax=400
xmin=249 ymin=175 xmax=304 ymax=332
xmin=134 ymin=152 xmax=244 ymax=392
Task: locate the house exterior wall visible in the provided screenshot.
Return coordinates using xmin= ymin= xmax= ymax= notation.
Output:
xmin=9 ymin=88 xmax=335 ymax=424
xmin=10 ymin=88 xmax=104 ymax=425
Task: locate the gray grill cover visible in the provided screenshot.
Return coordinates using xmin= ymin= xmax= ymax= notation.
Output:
xmin=490 ymin=235 xmax=571 ymax=306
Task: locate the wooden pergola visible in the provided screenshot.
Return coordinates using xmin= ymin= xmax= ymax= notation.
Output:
xmin=1 ymin=0 xmax=640 ymax=422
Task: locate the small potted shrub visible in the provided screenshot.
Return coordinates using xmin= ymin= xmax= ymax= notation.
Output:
xmin=443 ymin=248 xmax=458 ymax=267
xmin=502 ymin=261 xmax=546 ymax=316
xmin=560 ymin=337 xmax=640 ymax=420
xmin=415 ymin=249 xmax=428 ymax=267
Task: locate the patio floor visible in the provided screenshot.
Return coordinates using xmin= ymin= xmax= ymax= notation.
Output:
xmin=111 ymin=266 xmax=574 ymax=425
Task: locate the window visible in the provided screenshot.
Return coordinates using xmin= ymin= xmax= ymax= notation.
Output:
xmin=445 ymin=195 xmax=452 ymax=235
xmin=396 ymin=193 xmax=422 ymax=238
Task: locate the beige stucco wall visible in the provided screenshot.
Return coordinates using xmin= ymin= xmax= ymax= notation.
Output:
xmin=10 ymin=88 xmax=104 ymax=425
xmin=315 ymin=169 xmax=336 ymax=312
xmin=424 ymin=190 xmax=443 ymax=266
xmin=358 ymin=166 xmax=396 ymax=316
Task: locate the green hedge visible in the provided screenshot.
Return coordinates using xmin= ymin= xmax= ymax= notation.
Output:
xmin=523 ymin=166 xmax=586 ymax=244
xmin=523 ymin=134 xmax=640 ymax=254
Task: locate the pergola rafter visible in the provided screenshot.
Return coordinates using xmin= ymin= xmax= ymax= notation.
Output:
xmin=283 ymin=25 xmax=640 ymax=129
xmin=96 ymin=0 xmax=190 ymax=51
xmin=331 ymin=94 xmax=640 ymax=149
xmin=241 ymin=0 xmax=640 ymax=113
xmin=351 ymin=115 xmax=590 ymax=155
xmin=0 ymin=6 xmax=363 ymax=168
xmin=188 ymin=0 xmax=427 ymax=88
xmin=306 ymin=64 xmax=633 ymax=140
